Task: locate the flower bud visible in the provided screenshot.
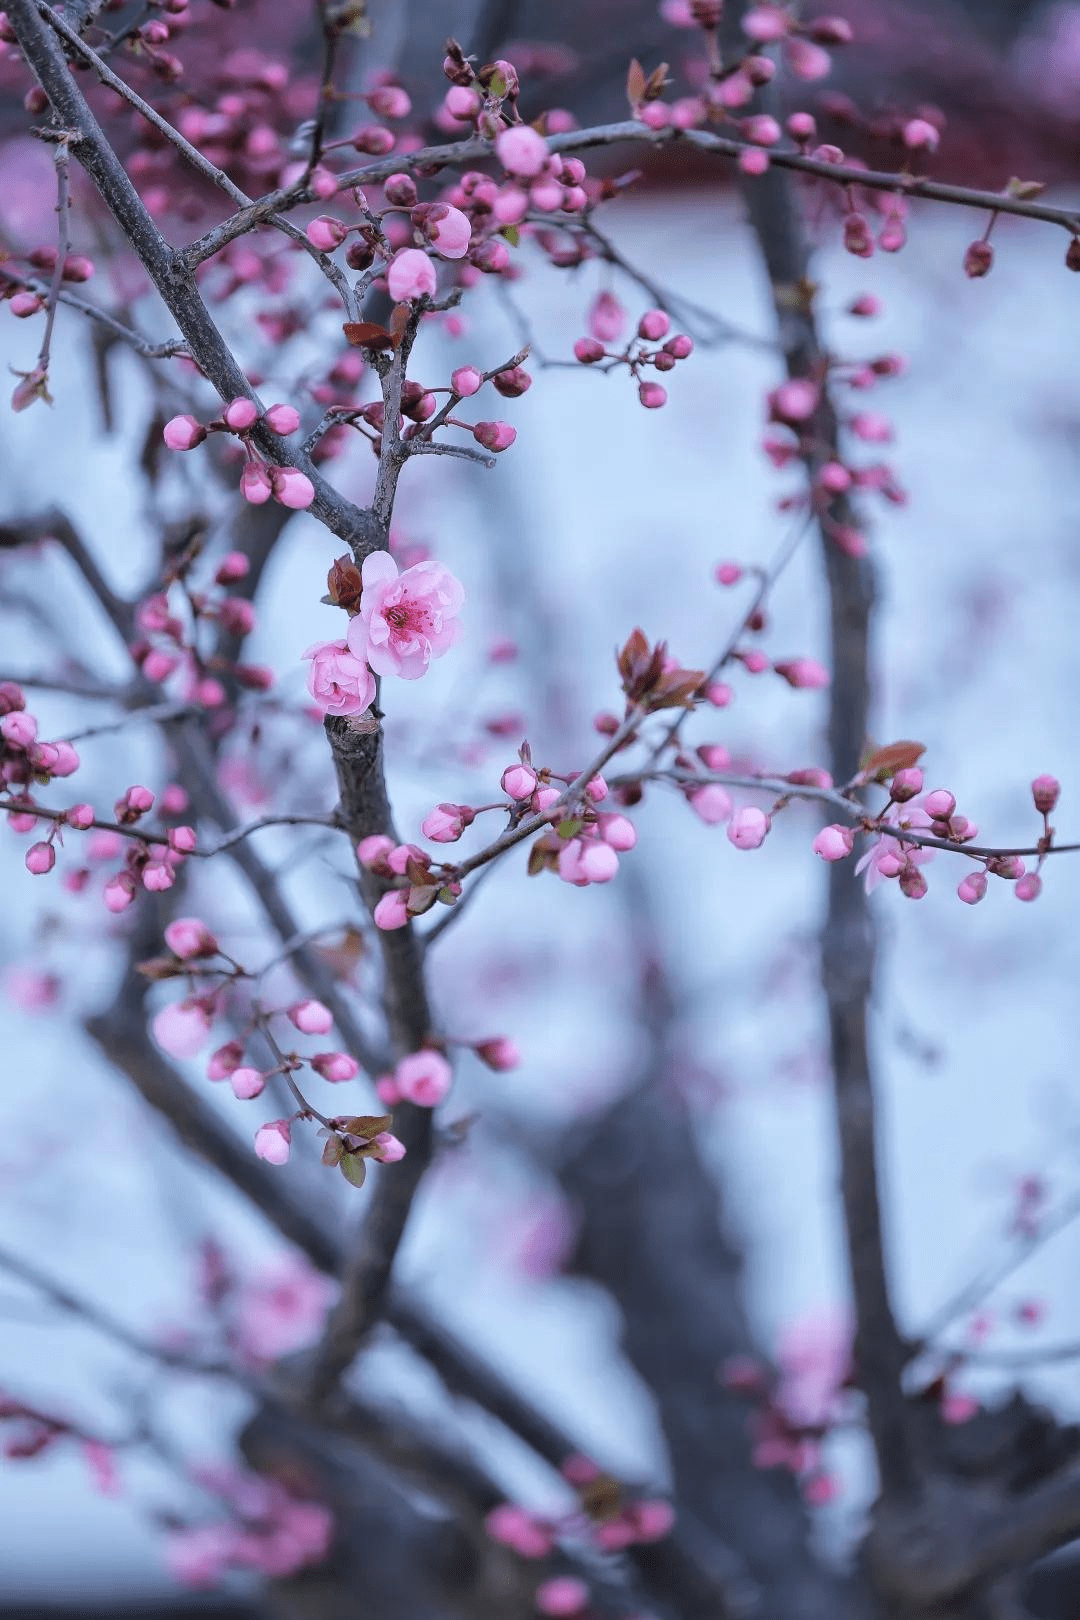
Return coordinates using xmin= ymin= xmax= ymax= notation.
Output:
xmin=223 ymin=397 xmax=259 ymax=431
xmin=1031 ymin=774 xmax=1060 ymax=814
xmin=501 ymin=763 xmax=538 ymax=800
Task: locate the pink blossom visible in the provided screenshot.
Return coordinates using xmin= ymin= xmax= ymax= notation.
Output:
xmin=728 ymin=807 xmax=769 ymax=849
xmin=164 ymin=917 xmax=218 ymax=959
xmin=1016 ymin=873 xmax=1042 ymax=902
xmin=169 ymin=826 xmax=197 ymax=853
xmin=743 ymin=4 xmax=788 ymax=41
xmin=223 ymin=397 xmax=258 ymax=430
xmin=153 ymin=999 xmax=212 ymax=1058
xmin=230 ymin=1067 xmax=266 ymax=1100
xmin=715 ymin=562 xmax=743 ymax=586
xmin=386 ymin=247 xmax=437 ymax=302
xmin=312 ymin=1051 xmax=360 ymax=1082
xmin=776 ymin=1306 xmax=852 ymax=1428
xmin=375 ymin=1074 xmax=401 ymax=1105
xmin=445 ymin=85 xmax=482 ymax=121
xmin=142 ymin=862 xmax=175 ymax=893
xmin=233 ymin=1256 xmax=333 ymax=1362
xmin=502 ymin=762 xmax=537 ymax=800
xmin=813 ymin=825 xmax=854 ymax=861
xmin=855 ymin=806 xmax=935 ymax=892
xmin=46 ymin=740 xmax=79 ymax=777
xmin=163 ymin=414 xmax=206 ymax=451
xmin=574 ymin=337 xmax=605 ymax=364
xmin=923 ymin=788 xmax=956 ymax=820
xmin=208 ymin=1042 xmax=244 ymax=1080
xmin=346 ymin=550 xmax=464 ymax=680
xmin=103 ymin=873 xmax=136 ymax=912
xmin=638 ymin=308 xmax=670 ymax=341
xmin=786 ymin=36 xmax=832 ymax=78
xmin=425 ymin=204 xmax=471 ymax=259
xmin=421 ymin=802 xmax=474 ymax=841
xmin=902 ymin=117 xmax=940 ymax=152
xmin=495 ymin=125 xmax=549 ymax=177
xmin=535 ymin=1576 xmax=590 ymax=1617
xmin=240 ymin=463 xmax=272 ymax=504
xmin=265 ymin=403 xmax=300 ymax=435
xmin=254 ymin=1119 xmax=292 ymax=1165
xmin=689 ymin=784 xmax=733 ymax=825
xmin=395 ymin=1048 xmax=452 ymax=1107
xmin=452 ymin=365 xmax=483 ymax=396
xmin=890 ymin=767 xmax=923 ymax=802
xmin=639 ymin=382 xmax=667 ymax=409
xmin=303 ymin=640 xmax=375 ymax=716
xmin=374 ymin=890 xmax=409 ymax=930
xmin=371 ymin=1131 xmax=407 ymax=1162
xmin=770 ymin=378 xmax=819 ymax=422
xmin=288 ymin=999 xmax=333 ymax=1035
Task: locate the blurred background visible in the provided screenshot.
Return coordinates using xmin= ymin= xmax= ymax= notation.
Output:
xmin=1 ymin=0 xmax=1080 ymax=1614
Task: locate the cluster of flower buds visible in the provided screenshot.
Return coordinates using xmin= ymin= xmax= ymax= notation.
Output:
xmin=485 ymin=1452 xmax=675 ymax=1616
xmin=132 ymin=550 xmax=272 ymax=706
xmin=166 ymin=1464 xmax=333 ymax=1589
xmin=163 ymin=398 xmax=313 ymax=510
xmin=573 ymin=295 xmax=693 ymax=409
xmin=3 ymin=244 xmax=95 ymax=321
xmin=358 ymin=835 xmax=463 ymax=928
xmin=1 ymin=688 xmax=81 ymax=839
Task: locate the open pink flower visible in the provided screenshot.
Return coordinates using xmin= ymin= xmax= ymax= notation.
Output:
xmin=347 ymin=551 xmax=463 ymax=680
xmin=303 ymin=640 xmax=375 ymax=715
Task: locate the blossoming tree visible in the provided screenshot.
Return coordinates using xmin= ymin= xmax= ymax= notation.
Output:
xmin=1 ymin=0 xmax=1079 ymax=1616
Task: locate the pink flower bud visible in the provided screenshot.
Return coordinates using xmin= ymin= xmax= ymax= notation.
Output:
xmin=638 ymin=308 xmax=671 ymax=342
xmin=743 ymin=113 xmax=781 ymax=146
xmin=374 ymin=890 xmax=410 ymax=930
xmin=770 ymin=378 xmax=819 ymax=422
xmin=164 ymin=917 xmax=217 ymax=959
xmin=1031 ymin=774 xmax=1060 ymax=814
xmin=375 ymin=1074 xmax=401 ymax=1105
xmin=306 ymin=215 xmax=348 ymax=252
xmin=475 ymin=1036 xmax=521 ymax=1071
xmin=899 ymin=865 xmax=928 ymax=900
xmin=9 ymin=291 xmax=44 ymax=317
xmin=254 ymin=1119 xmax=292 ymax=1164
xmin=143 ymin=861 xmax=175 ymax=893
xmin=628 ymin=1498 xmax=676 ymax=1541
xmin=534 ymin=786 xmax=561 ymax=811
xmin=395 ymin=1048 xmax=452 ymax=1107
xmin=1015 ymin=873 xmax=1042 ymax=902
xmin=66 ymin=803 xmax=95 ymax=830
xmin=486 ymin=1503 xmax=554 ymax=1559
xmin=168 ymin=826 xmax=197 ymax=854
xmin=312 ymin=1051 xmax=360 ymax=1082
xmin=588 ymin=290 xmax=625 ymax=344
xmin=163 ymin=414 xmax=206 ymax=451
xmin=501 ymin=763 xmax=538 ymax=799
xmin=889 ymin=767 xmax=923 ymax=802
xmin=264 ymin=403 xmax=300 ymax=435
xmin=421 ymin=803 xmax=474 ymax=842
xmin=153 ymin=999 xmax=212 ymax=1058
xmin=425 ymin=204 xmax=472 ymax=260
xmin=452 ymin=365 xmax=483 ymax=396
xmin=269 ymin=466 xmax=316 ymax=509
xmin=727 ymin=806 xmax=769 ymax=849
xmin=386 ymin=247 xmax=437 ymax=302
xmin=639 ymin=382 xmax=667 ymax=409
xmin=473 ymin=420 xmax=517 ymax=452
xmin=25 ymin=841 xmax=54 ymax=875
xmin=1 ymin=711 xmax=37 ymax=748
xmin=687 ymin=784 xmax=731 ymax=826
xmin=384 ymin=172 xmax=418 ymax=207
xmin=714 ymin=562 xmax=742 ymax=586
xmin=230 ymin=1067 xmax=266 ymax=1099
xmin=989 ymin=854 xmax=1025 ymax=880
xmin=787 ymin=111 xmax=817 ymax=140
xmin=207 ymin=1041 xmax=244 ymax=1081
xmin=495 ymin=124 xmax=549 ymax=178
xmin=965 ymin=874 xmax=990 ymax=913
xmin=368 ymin=84 xmax=411 ymax=119
xmin=963 ymin=240 xmax=993 ymax=278
xmin=596 ymin=812 xmax=637 ymax=850
xmin=813 ymin=824 xmax=854 ymax=861
xmin=535 ymin=1577 xmax=589 ymax=1617
xmin=902 ymin=117 xmax=940 ymax=152
xmin=573 ymin=337 xmax=605 ymax=363
xmin=103 ymin=872 xmax=136 ymax=912
xmin=372 ymin=1131 xmax=407 ymax=1162
xmin=774 ymin=657 xmax=829 ymax=690
xmin=358 ymin=834 xmax=395 ymax=870
xmin=240 ymin=463 xmax=273 ymax=505
xmin=288 ymin=999 xmax=333 ymax=1035
xmin=444 ymin=85 xmax=481 ymax=121
xmin=923 ymin=789 xmax=955 ymax=820
xmin=222 ymin=397 xmax=258 ymax=431
xmin=215 ymin=551 xmax=250 ymax=584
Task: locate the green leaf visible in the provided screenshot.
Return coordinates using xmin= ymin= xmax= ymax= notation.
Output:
xmin=340 ymin=1154 xmax=368 ymax=1189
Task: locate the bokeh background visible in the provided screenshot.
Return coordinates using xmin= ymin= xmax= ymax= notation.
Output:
xmin=1 ymin=0 xmax=1080 ymax=1613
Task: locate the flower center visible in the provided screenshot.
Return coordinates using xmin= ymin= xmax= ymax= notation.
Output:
xmin=386 ymin=604 xmax=410 ymax=629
